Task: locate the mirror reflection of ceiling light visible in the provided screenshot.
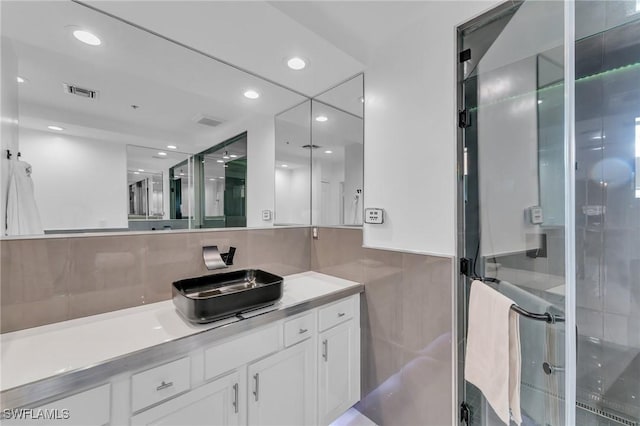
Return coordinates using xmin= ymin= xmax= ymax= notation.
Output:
xmin=157 ymin=152 xmax=167 ymax=156
xmin=47 ymin=125 xmax=64 ymax=131
xmin=72 ymin=30 xmax=102 ymax=46
xmin=138 ymin=169 xmax=144 ymax=172
xmin=315 ymin=115 xmax=328 ymax=122
xmin=324 ymin=150 xmax=333 ymax=154
xmin=230 ymin=154 xmax=238 ymax=158
xmin=133 ymin=171 xmax=140 ymax=175
xmin=281 ymin=164 xmax=289 ymax=168
xmin=217 ymin=160 xmax=224 ymax=163
xmin=287 ymin=57 xmax=306 ymax=70
xmin=244 ymin=90 xmax=260 ymax=99
xmin=179 ymin=173 xmax=185 ymax=176
xmin=16 ymin=76 xmax=25 ymax=83
xmin=209 ymin=178 xmax=216 ymax=181
xmin=167 ymin=145 xmax=177 ymax=150
xmin=537 ymin=100 xmax=543 ymax=104
xmin=219 ymin=176 xmax=225 ymax=179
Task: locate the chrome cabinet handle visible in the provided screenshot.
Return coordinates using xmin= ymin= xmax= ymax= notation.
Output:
xmin=299 ymin=328 xmax=308 ymax=334
xmin=338 ymin=312 xmax=345 ymax=317
xmin=232 ymin=383 xmax=239 ymax=413
xmin=322 ymin=339 xmax=328 ymax=361
xmin=156 ymin=380 xmax=173 ymax=391
xmin=253 ymin=373 xmax=259 ymax=401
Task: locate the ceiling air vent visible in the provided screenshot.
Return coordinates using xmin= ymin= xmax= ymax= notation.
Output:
xmin=301 ymin=144 xmax=321 ymax=149
xmin=193 ymin=114 xmax=223 ymax=127
xmin=63 ymin=83 xmax=98 ymax=99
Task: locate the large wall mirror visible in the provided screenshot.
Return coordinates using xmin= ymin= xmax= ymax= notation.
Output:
xmin=312 ymin=74 xmax=364 ymax=226
xmin=274 ymin=74 xmax=364 ymax=227
xmin=1 ymin=1 xmax=308 ymax=237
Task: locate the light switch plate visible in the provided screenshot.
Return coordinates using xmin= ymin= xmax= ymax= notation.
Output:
xmin=365 ymin=208 xmax=384 ymax=224
xmin=262 ymin=210 xmax=272 ymax=221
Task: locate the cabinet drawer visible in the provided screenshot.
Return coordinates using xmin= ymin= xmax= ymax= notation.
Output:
xmin=284 ymin=312 xmax=315 ymax=347
xmin=131 ymin=357 xmax=190 ymax=412
xmin=14 ymin=384 xmax=111 ymax=426
xmin=318 ymin=297 xmax=354 ymax=331
xmin=205 ymin=323 xmax=280 ymax=380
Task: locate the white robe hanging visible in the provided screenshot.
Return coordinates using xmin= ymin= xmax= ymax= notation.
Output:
xmin=6 ymin=159 xmax=43 ymax=236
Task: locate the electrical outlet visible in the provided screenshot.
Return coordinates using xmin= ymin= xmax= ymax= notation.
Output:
xmin=262 ymin=210 xmax=272 ymax=221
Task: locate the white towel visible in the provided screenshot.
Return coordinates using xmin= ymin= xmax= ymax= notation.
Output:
xmin=465 ymin=280 xmax=522 ymax=425
xmin=498 ymin=280 xmax=561 ymax=426
xmin=6 ymin=160 xmax=43 ymax=236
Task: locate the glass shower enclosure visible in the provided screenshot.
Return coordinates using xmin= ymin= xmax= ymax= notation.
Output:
xmin=457 ymin=1 xmax=639 ymax=425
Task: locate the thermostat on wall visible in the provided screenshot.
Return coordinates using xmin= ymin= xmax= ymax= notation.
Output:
xmin=365 ymin=208 xmax=384 ymax=224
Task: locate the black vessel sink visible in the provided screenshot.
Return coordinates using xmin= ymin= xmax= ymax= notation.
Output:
xmin=172 ymin=269 xmax=284 ymax=323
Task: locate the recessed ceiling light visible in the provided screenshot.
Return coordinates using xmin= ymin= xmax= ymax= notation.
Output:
xmin=16 ymin=76 xmax=25 ymax=83
xmin=72 ymin=30 xmax=101 ymax=46
xmin=324 ymin=150 xmax=333 ymax=154
xmin=167 ymin=145 xmax=177 ymax=150
xmin=287 ymin=57 xmax=306 ymax=70
xmin=217 ymin=159 xmax=224 ymax=163
xmin=244 ymin=90 xmax=260 ymax=99
xmin=179 ymin=173 xmax=185 ymax=176
xmin=229 ymin=154 xmax=238 ymax=158
xmin=315 ymin=115 xmax=328 ymax=122
xmin=223 ymin=155 xmax=230 ymax=160
xmin=281 ymin=164 xmax=289 ymax=168
xmin=219 ymin=176 xmax=225 ymax=179
xmin=537 ymin=100 xmax=543 ymax=104
xmin=138 ymin=169 xmax=144 ymax=172
xmin=47 ymin=125 xmax=64 ymax=131
xmin=209 ymin=178 xmax=216 ymax=181
xmin=158 ymin=152 xmax=167 ymax=156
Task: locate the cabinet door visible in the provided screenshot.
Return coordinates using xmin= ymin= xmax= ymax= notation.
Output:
xmin=318 ymin=320 xmax=358 ymax=425
xmin=247 ymin=340 xmax=315 ymax=426
xmin=131 ymin=371 xmax=241 ymax=426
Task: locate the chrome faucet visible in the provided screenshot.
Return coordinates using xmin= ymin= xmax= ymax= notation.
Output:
xmin=203 ymin=246 xmax=236 ymax=270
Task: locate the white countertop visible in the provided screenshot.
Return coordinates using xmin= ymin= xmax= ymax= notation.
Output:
xmin=0 ymin=272 xmax=361 ymax=392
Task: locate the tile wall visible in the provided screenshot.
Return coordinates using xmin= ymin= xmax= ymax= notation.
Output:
xmin=0 ymin=227 xmax=310 ymax=333
xmin=311 ymin=227 xmax=454 ymax=426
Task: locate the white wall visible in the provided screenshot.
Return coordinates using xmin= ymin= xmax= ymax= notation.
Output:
xmin=275 ymin=166 xmax=310 ymax=225
xmin=1 ymin=36 xmax=20 ymax=234
xmin=19 ymin=129 xmax=127 ymax=231
xmin=363 ymin=1 xmax=500 ymax=256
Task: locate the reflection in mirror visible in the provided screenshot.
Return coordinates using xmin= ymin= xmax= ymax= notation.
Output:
xmin=196 ymin=132 xmax=247 ymax=228
xmin=312 ymin=74 xmax=364 ymax=226
xmin=127 ymin=146 xmax=193 ymax=231
xmin=274 ymin=101 xmax=312 ymax=225
xmin=0 ymin=1 xmax=307 ymax=237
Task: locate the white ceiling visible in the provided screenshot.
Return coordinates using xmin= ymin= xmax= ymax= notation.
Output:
xmin=268 ymin=1 xmax=435 ymax=66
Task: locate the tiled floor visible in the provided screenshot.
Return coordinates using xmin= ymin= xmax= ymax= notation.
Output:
xmin=331 ymin=408 xmax=378 ymax=426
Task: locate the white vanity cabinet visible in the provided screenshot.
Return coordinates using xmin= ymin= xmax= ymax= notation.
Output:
xmin=317 ymin=298 xmax=361 ymax=425
xmin=130 ymin=371 xmax=241 ymax=426
xmin=4 ymin=291 xmax=361 ymax=426
xmin=247 ymin=339 xmax=316 ymax=426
